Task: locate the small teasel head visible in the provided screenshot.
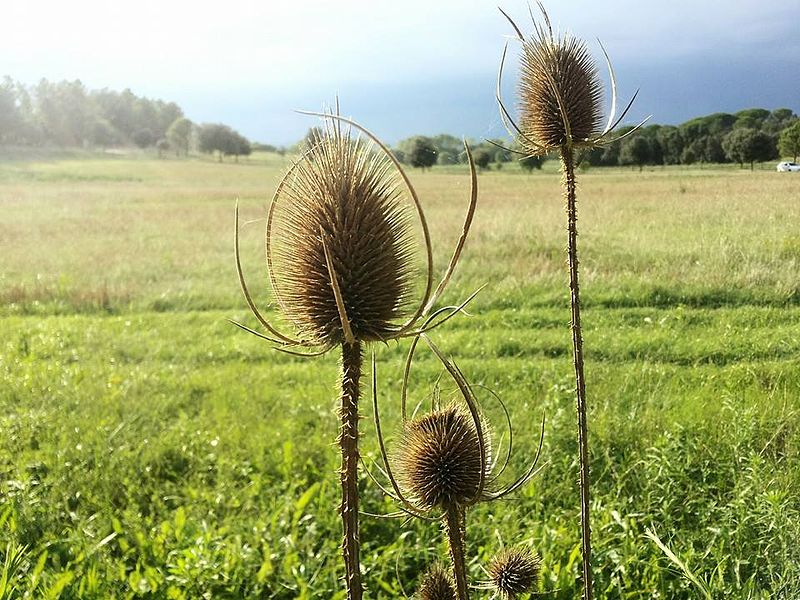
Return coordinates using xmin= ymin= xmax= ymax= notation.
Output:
xmin=270 ymin=120 xmax=416 ymax=346
xmin=370 ymin=337 xmax=546 ymax=517
xmin=396 ymin=404 xmax=489 ymax=511
xmin=488 ymin=547 xmax=541 ymax=598
xmin=416 ymin=563 xmax=457 ymax=600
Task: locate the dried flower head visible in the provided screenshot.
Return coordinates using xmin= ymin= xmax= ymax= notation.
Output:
xmin=496 ymin=2 xmax=649 ymax=157
xmin=488 ymin=547 xmax=541 ymax=598
xmin=370 ymin=337 xmax=545 ymax=519
xmin=416 ymin=564 xmax=457 ymax=600
xmin=518 ymin=22 xmax=603 ymax=151
xmin=233 ymin=109 xmax=478 ymax=356
xmin=397 ymin=405 xmax=488 ymax=510
xmin=270 ymin=124 xmax=415 ymax=346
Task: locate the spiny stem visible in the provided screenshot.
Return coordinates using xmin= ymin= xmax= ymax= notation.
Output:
xmin=340 ymin=341 xmax=363 ymax=600
xmin=560 ymin=147 xmax=593 ymax=600
xmin=444 ymin=505 xmax=469 ymax=600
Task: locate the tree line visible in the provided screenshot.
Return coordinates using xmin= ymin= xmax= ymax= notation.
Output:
xmin=0 ymin=77 xmax=252 ymax=161
xmin=389 ymin=108 xmax=800 ymax=171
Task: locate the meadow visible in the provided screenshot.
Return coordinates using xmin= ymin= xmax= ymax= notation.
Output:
xmin=0 ymin=151 xmax=798 ymax=599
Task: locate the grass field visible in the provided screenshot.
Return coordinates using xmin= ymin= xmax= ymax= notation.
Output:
xmin=1 ymin=152 xmax=798 ymax=599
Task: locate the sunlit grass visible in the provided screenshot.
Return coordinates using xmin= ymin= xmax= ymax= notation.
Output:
xmin=0 ymin=154 xmax=798 ymax=598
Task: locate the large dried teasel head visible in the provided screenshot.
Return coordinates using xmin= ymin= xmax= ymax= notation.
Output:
xmin=496 ymin=2 xmax=649 ymax=157
xmin=416 ymin=563 xmax=457 ymax=600
xmin=270 ymin=122 xmax=415 ymax=346
xmin=487 ymin=547 xmax=541 ymax=598
xmin=233 ymin=108 xmax=479 ymax=356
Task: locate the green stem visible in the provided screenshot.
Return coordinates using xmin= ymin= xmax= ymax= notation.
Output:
xmin=340 ymin=341 xmax=363 ymax=600
xmin=444 ymin=505 xmax=469 ymax=600
xmin=560 ymin=148 xmax=593 ymax=600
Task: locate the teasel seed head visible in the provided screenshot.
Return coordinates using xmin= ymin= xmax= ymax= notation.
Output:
xmin=488 ymin=547 xmax=541 ymax=598
xmin=416 ymin=563 xmax=457 ymax=600
xmin=269 ymin=122 xmax=416 ymax=347
xmin=396 ymin=405 xmax=489 ymax=511
xmin=518 ymin=17 xmax=603 ymax=152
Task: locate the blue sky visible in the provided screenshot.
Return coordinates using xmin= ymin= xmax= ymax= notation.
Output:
xmin=4 ymin=0 xmax=799 ymax=144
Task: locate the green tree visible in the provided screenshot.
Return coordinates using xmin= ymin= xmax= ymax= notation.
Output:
xmin=132 ymin=128 xmax=154 ymax=148
xmin=166 ymin=117 xmax=193 ymax=156
xmin=722 ymin=128 xmax=776 ymax=170
xmin=619 ymin=136 xmax=651 ymax=171
xmin=519 ymin=154 xmax=544 ymax=171
xmin=779 ymin=121 xmax=800 ymax=162
xmin=473 ymin=150 xmax=491 ymax=170
xmin=156 ymin=138 xmax=170 ymax=158
xmin=198 ymin=123 xmax=250 ymax=162
xmin=408 ymin=137 xmax=437 ymax=170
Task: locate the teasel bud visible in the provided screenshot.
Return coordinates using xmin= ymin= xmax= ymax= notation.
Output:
xmin=416 ymin=564 xmax=457 ymax=600
xmin=488 ymin=547 xmax=541 ymax=598
xmin=396 ymin=405 xmax=488 ymax=511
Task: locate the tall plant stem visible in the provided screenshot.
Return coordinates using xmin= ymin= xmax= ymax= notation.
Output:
xmin=560 ymin=147 xmax=593 ymax=600
xmin=444 ymin=505 xmax=469 ymax=600
xmin=339 ymin=341 xmax=363 ymax=600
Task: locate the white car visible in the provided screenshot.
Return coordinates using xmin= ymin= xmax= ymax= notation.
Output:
xmin=777 ymin=161 xmax=800 ymax=172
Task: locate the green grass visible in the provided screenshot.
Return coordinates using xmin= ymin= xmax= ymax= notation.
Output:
xmin=0 ymin=153 xmax=798 ymax=598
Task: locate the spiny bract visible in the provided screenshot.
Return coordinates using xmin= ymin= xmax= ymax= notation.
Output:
xmin=416 ymin=564 xmax=457 ymax=600
xmin=488 ymin=547 xmax=541 ymax=598
xmin=518 ymin=24 xmax=603 ymax=152
xmin=270 ymin=124 xmax=416 ymax=346
xmin=397 ymin=406 xmax=487 ymax=510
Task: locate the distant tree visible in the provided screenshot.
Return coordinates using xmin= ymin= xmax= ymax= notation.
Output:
xmin=132 ymin=128 xmax=154 ymax=148
xmin=722 ymin=128 xmax=776 ymax=169
xmin=779 ymin=121 xmax=800 ymax=162
xmin=619 ymin=136 xmax=651 ymax=170
xmin=408 ymin=137 xmax=437 ymax=170
xmin=392 ymin=148 xmax=406 ymax=164
xmin=763 ymin=108 xmax=797 ymax=136
xmin=226 ymin=131 xmax=252 ymax=162
xmin=437 ymin=150 xmax=458 ymax=165
xmin=166 ymin=117 xmax=193 ymax=156
xmin=156 ymin=138 xmax=170 ymax=158
xmin=89 ymin=119 xmax=117 ymax=148
xmin=519 ymin=154 xmax=544 ymax=171
xmin=702 ymin=135 xmax=726 ymax=164
xmin=656 ymin=127 xmax=684 ymax=165
xmin=199 ymin=123 xmax=230 ymax=161
xmin=0 ymin=77 xmax=24 ymax=144
xmin=734 ymin=108 xmax=770 ymax=131
xmin=680 ymin=145 xmax=698 ymax=165
xmin=198 ymin=123 xmax=250 ymax=162
xmin=473 ymin=150 xmax=491 ymax=170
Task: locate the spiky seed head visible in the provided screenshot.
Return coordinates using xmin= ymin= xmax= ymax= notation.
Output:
xmin=416 ymin=564 xmax=457 ymax=600
xmin=518 ymin=25 xmax=603 ymax=152
xmin=270 ymin=123 xmax=416 ymax=346
xmin=396 ymin=406 xmax=486 ymax=510
xmin=488 ymin=547 xmax=541 ymax=598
